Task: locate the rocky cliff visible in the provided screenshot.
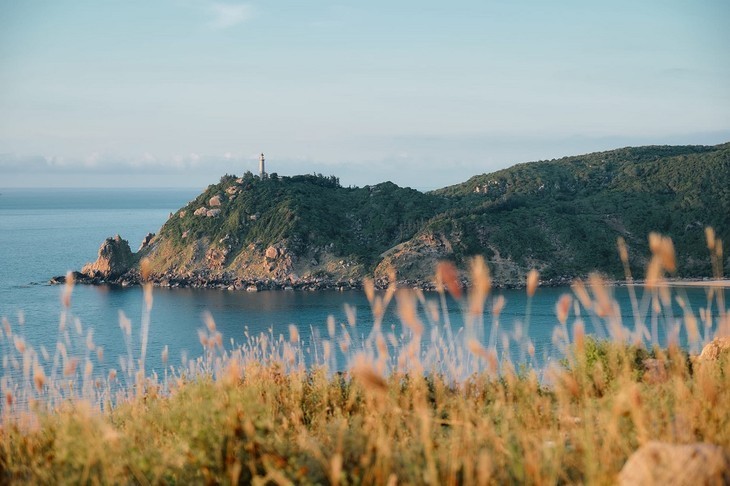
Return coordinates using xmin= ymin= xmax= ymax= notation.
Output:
xmin=81 ymin=235 xmax=136 ymax=279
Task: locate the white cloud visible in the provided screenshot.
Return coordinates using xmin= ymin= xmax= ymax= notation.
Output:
xmin=208 ymin=3 xmax=252 ymax=30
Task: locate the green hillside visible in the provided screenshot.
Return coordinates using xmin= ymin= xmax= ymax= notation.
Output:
xmin=425 ymin=143 xmax=730 ymax=280
xmin=147 ymin=172 xmax=449 ymax=279
xmin=126 ymin=143 xmax=730 ymax=286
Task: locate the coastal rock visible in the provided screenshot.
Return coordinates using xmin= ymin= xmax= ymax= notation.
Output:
xmin=618 ymin=441 xmax=730 ymax=485
xmin=698 ymin=337 xmax=730 ymax=361
xmin=209 ymin=195 xmax=222 ymax=207
xmin=138 ymin=232 xmax=155 ymax=251
xmin=81 ymin=235 xmax=135 ymax=279
xmin=194 ymin=207 xmax=207 ymax=216
xmin=265 ymin=246 xmax=279 ymax=260
xmin=374 ymin=231 xmax=453 ymax=282
xmin=205 ymin=247 xmax=228 ymax=269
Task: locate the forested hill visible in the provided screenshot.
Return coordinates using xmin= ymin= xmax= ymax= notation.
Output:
xmin=413 ymin=143 xmax=730 ymax=283
xmin=84 ymin=143 xmax=730 ymax=288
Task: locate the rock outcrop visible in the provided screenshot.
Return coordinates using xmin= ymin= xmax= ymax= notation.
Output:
xmin=81 ymin=235 xmax=135 ymax=279
xmin=698 ymin=337 xmax=730 ymax=361
xmin=265 ymin=246 xmax=279 ymax=260
xmin=618 ymin=441 xmax=730 ymax=485
xmin=138 ymin=232 xmax=155 ymax=251
xmin=374 ymin=231 xmax=452 ymax=282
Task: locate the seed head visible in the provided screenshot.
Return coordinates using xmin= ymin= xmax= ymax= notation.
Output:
xmin=492 ymin=295 xmax=506 ymax=317
xmin=705 ymin=227 xmax=716 ymax=251
xmin=363 ymin=277 xmax=375 ymax=304
xmin=526 ymin=269 xmax=539 ymax=297
xmin=33 ymin=366 xmax=46 ymax=392
xmin=64 ymin=357 xmax=79 ymax=376
xmin=62 ymin=271 xmax=75 ymax=308
xmin=436 ymin=261 xmax=462 ymax=299
xmin=556 ymin=294 xmax=572 ymax=325
xmin=351 ymin=356 xmax=388 ymax=394
xmin=617 ymin=237 xmax=629 ymax=264
xmin=289 ymin=324 xmax=299 ymax=344
xmin=140 ymin=257 xmax=152 ymax=281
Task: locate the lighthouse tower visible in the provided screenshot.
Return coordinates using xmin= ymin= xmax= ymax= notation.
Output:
xmin=258 ymin=153 xmax=267 ymax=179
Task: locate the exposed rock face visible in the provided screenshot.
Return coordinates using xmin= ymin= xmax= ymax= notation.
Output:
xmin=698 ymin=337 xmax=730 ymax=361
xmin=194 ymin=207 xmax=207 ymax=216
xmin=138 ymin=232 xmax=155 ymax=251
xmin=205 ymin=247 xmax=228 ymax=270
xmin=206 ymin=209 xmax=221 ymax=217
xmin=265 ymin=246 xmax=279 ymax=260
xmin=81 ymin=235 xmax=135 ymax=279
xmin=209 ymin=195 xmax=222 ymax=207
xmin=374 ymin=231 xmax=452 ymax=282
xmin=618 ymin=441 xmax=730 ymax=486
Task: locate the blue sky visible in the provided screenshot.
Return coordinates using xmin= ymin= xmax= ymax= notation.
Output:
xmin=1 ymin=0 xmax=728 ymax=189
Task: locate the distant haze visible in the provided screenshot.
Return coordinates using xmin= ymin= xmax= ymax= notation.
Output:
xmin=1 ymin=1 xmax=728 ymax=189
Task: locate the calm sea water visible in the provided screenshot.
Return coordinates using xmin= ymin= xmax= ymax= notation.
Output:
xmin=0 ymin=188 xmax=723 ymax=380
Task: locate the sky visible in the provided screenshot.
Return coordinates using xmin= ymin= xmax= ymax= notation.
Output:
xmin=1 ymin=0 xmax=729 ymax=189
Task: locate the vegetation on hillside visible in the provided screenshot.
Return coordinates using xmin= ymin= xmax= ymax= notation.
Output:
xmin=160 ymin=172 xmax=449 ymax=266
xmin=145 ymin=143 xmax=729 ymax=283
xmin=429 ymin=143 xmax=730 ymax=279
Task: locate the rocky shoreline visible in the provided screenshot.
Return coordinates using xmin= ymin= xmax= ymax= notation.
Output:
xmin=49 ymin=269 xmax=726 ymax=293
xmin=49 ymin=269 xmax=578 ymax=292
xmin=51 ymin=233 xmax=723 ymax=293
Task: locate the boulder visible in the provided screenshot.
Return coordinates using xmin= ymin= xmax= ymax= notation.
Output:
xmin=81 ymin=235 xmax=135 ymax=279
xmin=179 ymin=210 xmax=186 ymax=218
xmin=618 ymin=441 xmax=730 ymax=485
xmin=206 ymin=209 xmax=221 ymax=217
xmin=209 ymin=195 xmax=222 ymax=207
xmin=265 ymin=246 xmax=279 ymax=260
xmin=698 ymin=337 xmax=730 ymax=361
xmin=205 ymin=247 xmax=228 ymax=269
xmin=194 ymin=207 xmax=207 ymax=216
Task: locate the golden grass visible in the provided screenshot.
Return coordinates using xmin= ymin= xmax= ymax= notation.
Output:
xmin=0 ymin=230 xmax=729 ymax=484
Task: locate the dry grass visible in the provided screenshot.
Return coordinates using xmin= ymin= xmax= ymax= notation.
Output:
xmin=0 ymin=232 xmax=729 ymax=484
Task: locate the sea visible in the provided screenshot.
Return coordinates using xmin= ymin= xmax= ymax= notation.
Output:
xmin=0 ymin=188 xmax=723 ymax=383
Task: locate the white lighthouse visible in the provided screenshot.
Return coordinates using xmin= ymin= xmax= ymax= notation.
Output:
xmin=258 ymin=153 xmax=267 ymax=179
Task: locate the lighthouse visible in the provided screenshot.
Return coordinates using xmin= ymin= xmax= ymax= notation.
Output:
xmin=258 ymin=153 xmax=266 ymax=178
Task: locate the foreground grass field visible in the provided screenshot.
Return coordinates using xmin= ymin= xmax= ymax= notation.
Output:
xmin=2 ymin=339 xmax=729 ymax=484
xmin=1 ymin=232 xmax=729 ymax=484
